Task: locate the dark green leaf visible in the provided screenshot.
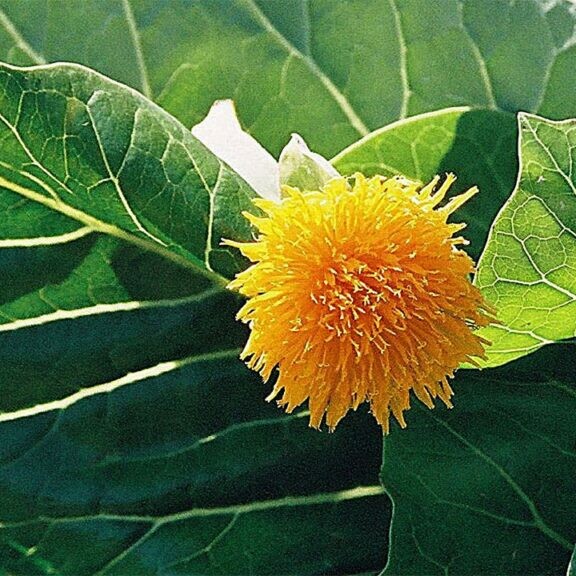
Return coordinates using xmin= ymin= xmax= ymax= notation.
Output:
xmin=0 ymin=61 xmax=389 ymax=576
xmin=0 ymin=350 xmax=388 ymax=575
xmin=382 ymin=343 xmax=576 ymax=576
xmin=0 ymin=62 xmax=257 ymax=288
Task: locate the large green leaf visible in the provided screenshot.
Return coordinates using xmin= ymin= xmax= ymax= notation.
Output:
xmin=475 ymin=114 xmax=576 ymax=367
xmin=0 ymin=349 xmax=388 ymax=575
xmin=382 ymin=342 xmax=576 ymax=576
xmin=333 ymin=107 xmax=518 ymax=260
xmin=0 ymin=0 xmax=574 ymax=157
xmin=0 ymin=62 xmax=389 ymax=574
xmin=0 ymin=62 xmax=259 ymax=286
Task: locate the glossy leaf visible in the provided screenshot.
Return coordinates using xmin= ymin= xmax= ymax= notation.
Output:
xmin=0 ymin=61 xmax=260 ymax=290
xmin=0 ymin=348 xmax=389 ymax=575
xmin=0 ymin=0 xmax=575 ymax=157
xmin=475 ymin=114 xmax=576 ymax=366
xmin=382 ymin=343 xmax=576 ymax=576
xmin=0 ymin=1 xmax=574 ymax=573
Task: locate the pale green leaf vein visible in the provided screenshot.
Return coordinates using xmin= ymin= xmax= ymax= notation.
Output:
xmin=86 ymin=99 xmax=166 ymax=246
xmin=456 ymin=1 xmax=497 ymax=109
xmin=109 ymin=411 xmax=310 ymax=465
xmin=0 ymin=285 xmax=224 ymax=332
xmin=163 ymin=514 xmax=240 ymax=570
xmin=1 ymin=485 xmax=385 ymax=528
xmin=0 ymin=348 xmax=241 ymax=423
xmin=387 ymin=0 xmax=410 ymax=119
xmin=204 ymin=164 xmax=223 ymax=271
xmin=0 ymin=226 xmax=93 ymax=247
xmin=525 ymin=118 xmax=576 ymax=195
xmin=0 ymin=9 xmax=46 ymax=65
xmin=121 ymin=0 xmax=152 ymax=99
xmin=0 ymin=173 xmax=229 ymax=286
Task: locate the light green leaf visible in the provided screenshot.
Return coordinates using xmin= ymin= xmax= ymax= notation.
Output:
xmin=333 ymin=107 xmax=518 ymax=260
xmin=569 ymin=545 xmax=576 ymax=576
xmin=382 ymin=343 xmax=576 ymax=576
xmin=475 ymin=113 xmax=576 ymax=367
xmin=0 ymin=0 xmax=574 ymax=157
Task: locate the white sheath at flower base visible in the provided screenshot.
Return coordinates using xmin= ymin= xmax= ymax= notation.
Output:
xmin=191 ymin=100 xmax=281 ymax=202
xmin=278 ymin=133 xmax=340 ymax=192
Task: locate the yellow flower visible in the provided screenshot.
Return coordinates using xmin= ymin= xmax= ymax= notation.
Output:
xmin=226 ymin=174 xmax=492 ymax=432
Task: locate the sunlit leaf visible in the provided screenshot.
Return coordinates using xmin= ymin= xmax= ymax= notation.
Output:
xmin=475 ymin=114 xmax=576 ymax=366
xmin=0 ymin=0 xmax=575 ymax=157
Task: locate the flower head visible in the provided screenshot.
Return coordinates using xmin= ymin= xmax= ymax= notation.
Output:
xmin=226 ymin=173 xmax=492 ymax=432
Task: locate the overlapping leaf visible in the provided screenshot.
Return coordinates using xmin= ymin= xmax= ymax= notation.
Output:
xmin=475 ymin=114 xmax=576 ymax=366
xmin=0 ymin=1 xmax=574 ymax=574
xmin=0 ymin=62 xmax=257 ymax=285
xmin=0 ymin=0 xmax=575 ymax=157
xmin=334 ymin=103 xmax=576 ymax=575
xmin=0 ymin=63 xmax=388 ymax=575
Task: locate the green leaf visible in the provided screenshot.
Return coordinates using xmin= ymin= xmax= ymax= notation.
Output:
xmin=382 ymin=343 xmax=576 ymax=576
xmin=0 ymin=61 xmax=257 ymax=289
xmin=569 ymin=545 xmax=576 ymax=576
xmin=333 ymin=107 xmax=518 ymax=260
xmin=0 ymin=350 xmax=389 ymax=574
xmin=475 ymin=114 xmax=576 ymax=367
xmin=0 ymin=62 xmax=390 ymax=574
xmin=0 ymin=0 xmax=575 ymax=157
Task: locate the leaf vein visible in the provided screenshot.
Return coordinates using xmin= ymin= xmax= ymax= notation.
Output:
xmin=425 ymin=409 xmax=573 ymax=550
xmin=387 ymin=0 xmax=411 ymax=119
xmin=121 ymin=0 xmax=152 ymax=99
xmin=0 ymin=9 xmax=46 ymax=65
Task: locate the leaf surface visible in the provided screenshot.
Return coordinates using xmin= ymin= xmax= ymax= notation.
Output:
xmin=475 ymin=114 xmax=576 ymax=366
xmin=0 ymin=62 xmax=389 ymax=575
xmin=382 ymin=343 xmax=576 ymax=576
xmin=0 ymin=62 xmax=257 ymax=288
xmin=0 ymin=0 xmax=575 ymax=157
xmin=0 ymin=348 xmax=389 ymax=575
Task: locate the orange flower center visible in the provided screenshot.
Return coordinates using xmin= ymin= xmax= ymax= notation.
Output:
xmin=226 ymin=173 xmax=493 ymax=432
